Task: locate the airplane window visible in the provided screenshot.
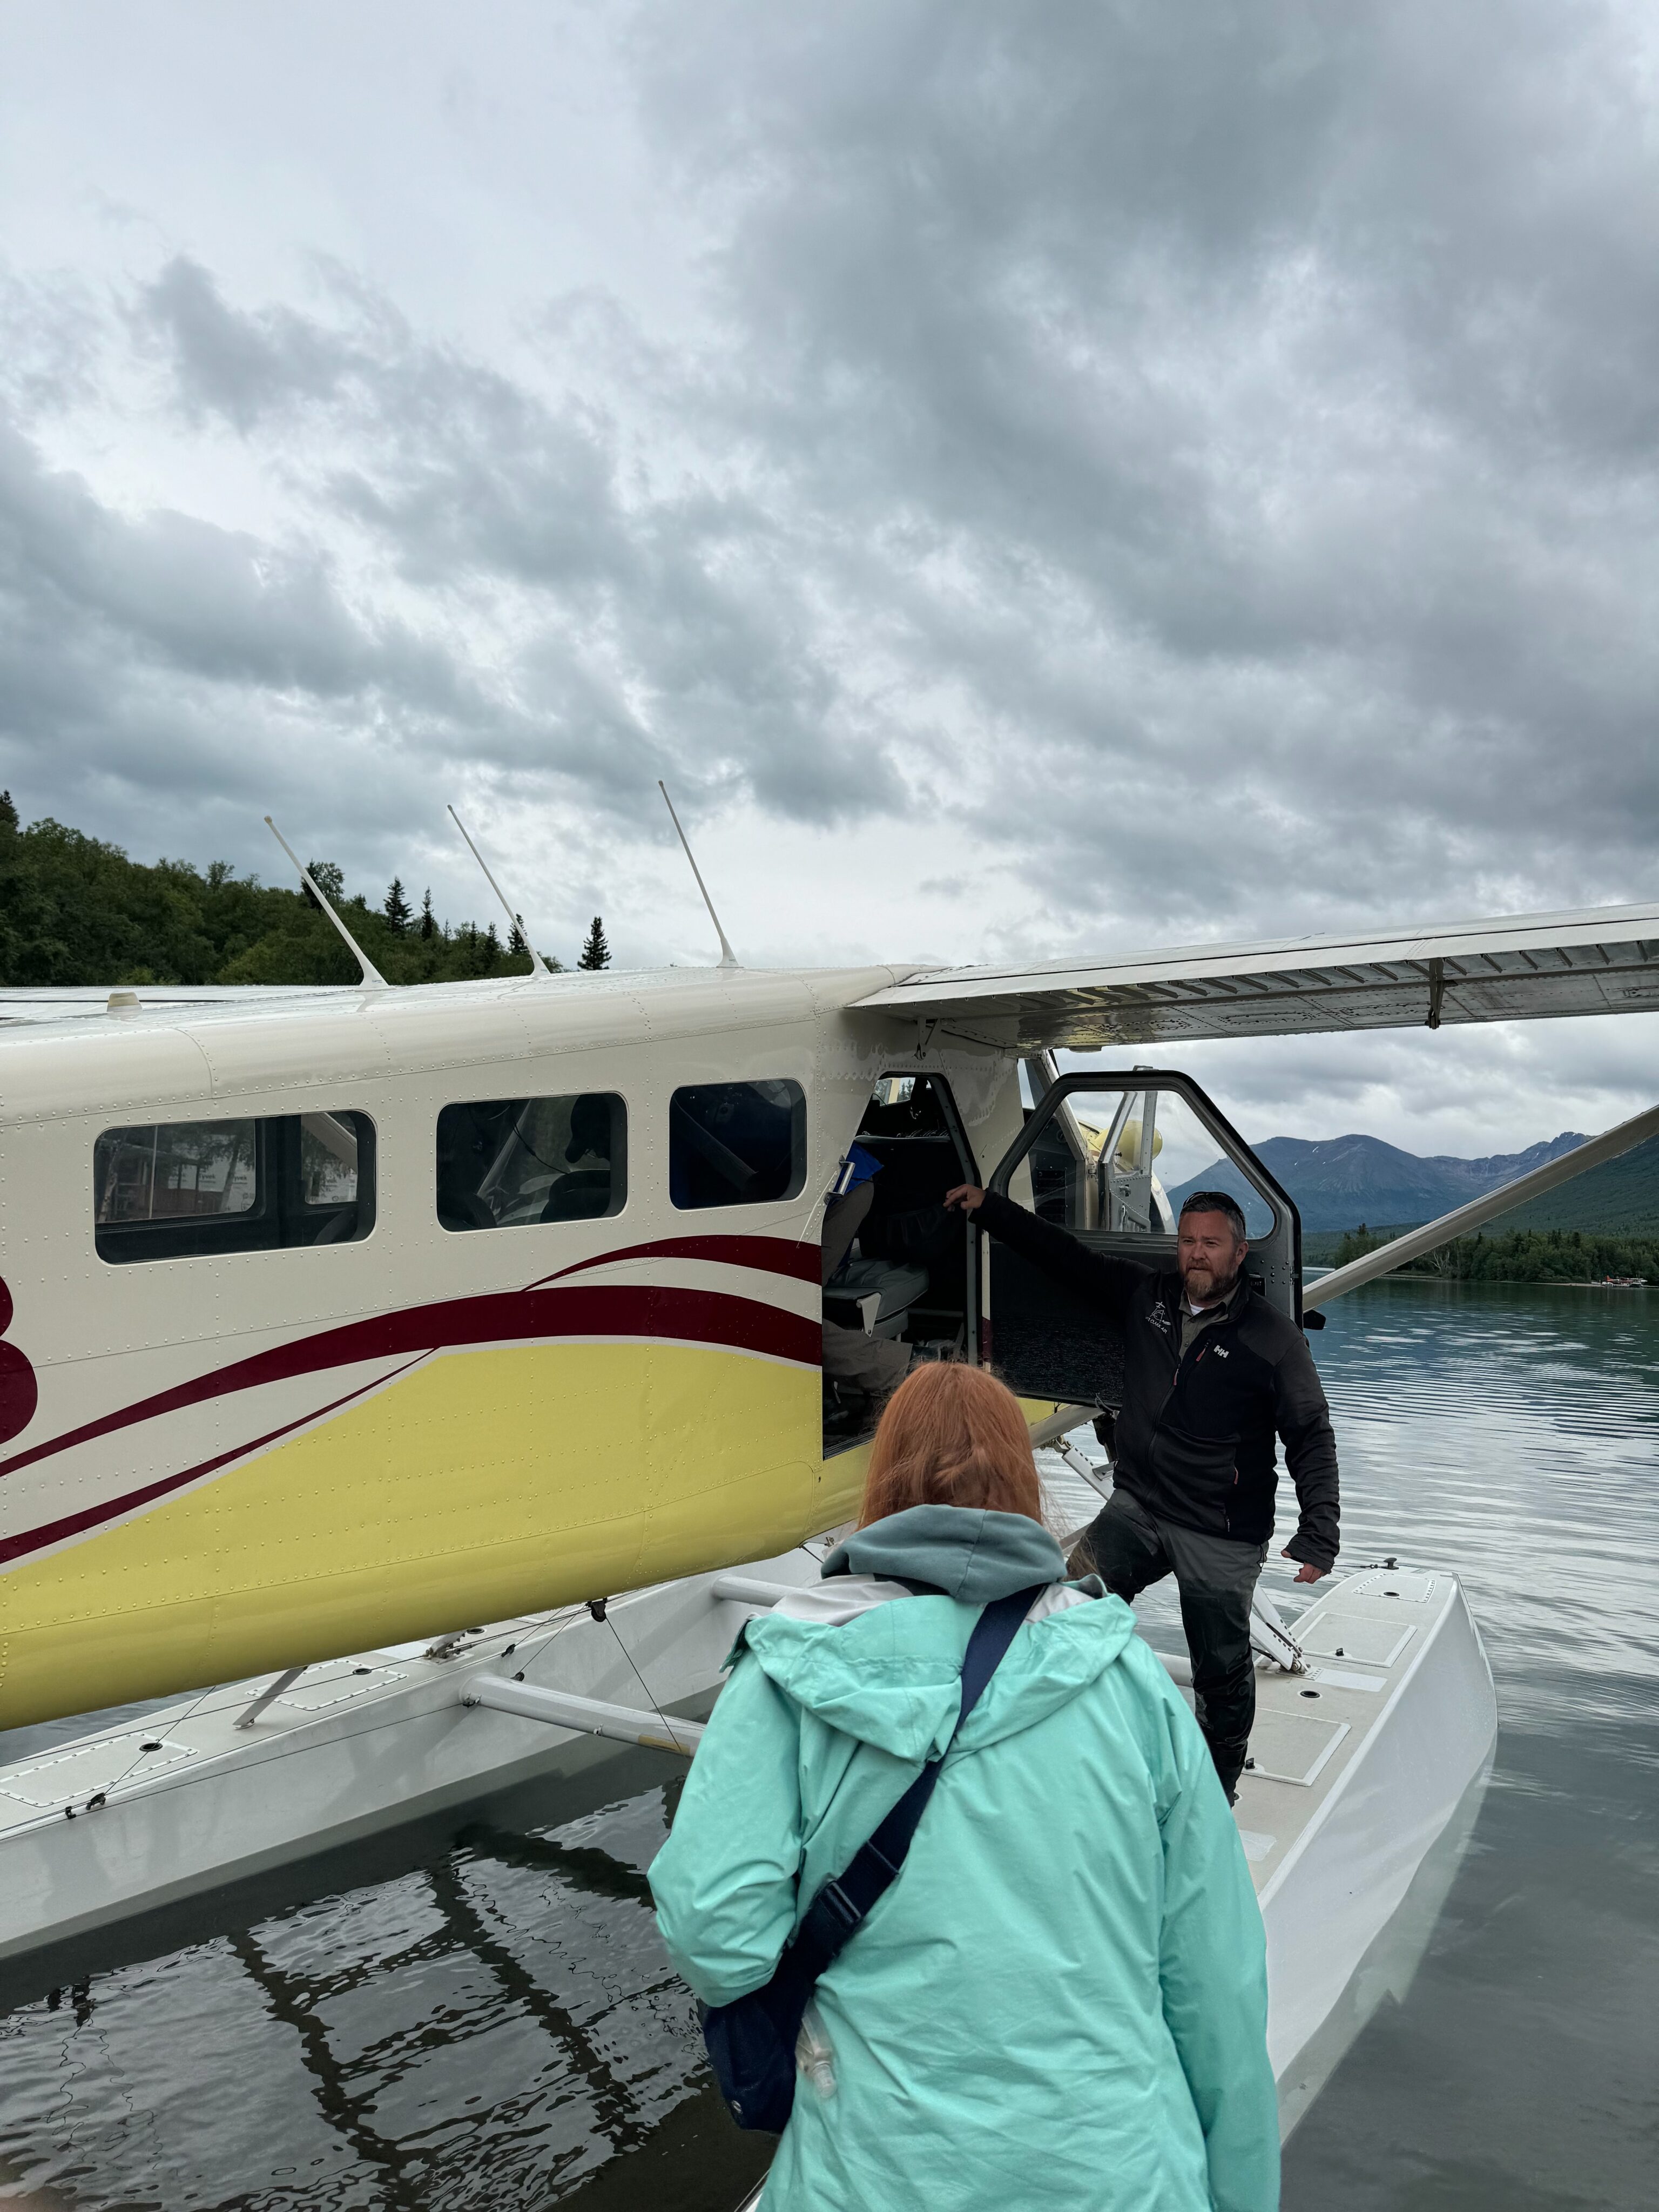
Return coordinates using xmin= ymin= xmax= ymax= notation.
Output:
xmin=94 ymin=1112 xmax=376 ymax=1264
xmin=436 ymin=1094 xmax=627 ymax=1232
xmin=1024 ymin=1088 xmax=1275 ymax=1242
xmin=670 ymin=1080 xmax=806 ymax=1210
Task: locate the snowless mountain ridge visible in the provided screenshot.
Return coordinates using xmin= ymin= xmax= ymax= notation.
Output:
xmin=1169 ymin=1130 xmax=1590 ymax=1234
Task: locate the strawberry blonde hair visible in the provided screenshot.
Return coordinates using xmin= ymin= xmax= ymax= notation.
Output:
xmin=859 ymin=1362 xmax=1044 ymax=1528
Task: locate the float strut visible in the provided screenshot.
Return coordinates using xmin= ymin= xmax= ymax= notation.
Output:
xmin=234 ymin=1667 xmax=305 ymax=1730
xmin=462 ymin=1675 xmax=704 ymax=1756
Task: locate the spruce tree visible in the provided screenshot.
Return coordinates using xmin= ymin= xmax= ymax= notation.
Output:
xmin=420 ymin=888 xmax=435 ymax=940
xmin=578 ymin=915 xmax=611 ymax=970
xmin=509 ymin=915 xmax=527 ymax=956
xmin=304 ymin=860 xmax=345 ymax=911
xmin=384 ymin=878 xmax=412 ymax=935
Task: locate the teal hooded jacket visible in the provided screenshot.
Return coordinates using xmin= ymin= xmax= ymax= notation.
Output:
xmin=649 ymin=1506 xmax=1278 ymax=2212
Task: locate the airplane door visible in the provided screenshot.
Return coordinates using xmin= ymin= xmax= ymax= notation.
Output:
xmin=981 ymin=1069 xmax=1302 ymax=1411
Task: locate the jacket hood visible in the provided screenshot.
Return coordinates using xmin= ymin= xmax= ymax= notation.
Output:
xmin=741 ymin=1508 xmax=1136 ymax=1763
xmin=821 ymin=1505 xmax=1066 ymax=1600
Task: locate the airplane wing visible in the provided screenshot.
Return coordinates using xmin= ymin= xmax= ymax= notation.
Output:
xmin=854 ymin=900 xmax=1659 ymax=1050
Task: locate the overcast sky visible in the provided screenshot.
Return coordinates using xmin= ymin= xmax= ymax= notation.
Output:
xmin=3 ymin=1 xmax=1656 ymax=1156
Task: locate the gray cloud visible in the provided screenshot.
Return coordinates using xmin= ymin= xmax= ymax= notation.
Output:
xmin=0 ymin=380 xmax=523 ymax=898
xmin=1 ymin=0 xmax=1655 ymax=995
xmin=131 ymin=253 xmax=912 ymax=831
xmin=137 ymin=254 xmax=362 ymax=430
xmin=627 ymin=0 xmax=1659 ymax=920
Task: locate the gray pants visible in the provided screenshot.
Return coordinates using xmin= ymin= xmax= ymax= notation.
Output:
xmin=821 ymin=1318 xmax=912 ymax=1395
xmin=1073 ymin=1487 xmax=1266 ymax=1799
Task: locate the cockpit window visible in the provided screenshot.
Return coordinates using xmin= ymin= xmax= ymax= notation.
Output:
xmin=95 ymin=1112 xmax=375 ymax=1263
xmin=436 ymin=1094 xmax=627 ymax=1232
xmin=670 ymin=1080 xmax=806 ymax=1210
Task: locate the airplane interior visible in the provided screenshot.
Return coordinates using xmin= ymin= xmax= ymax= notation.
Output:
xmin=821 ymin=1073 xmax=980 ymax=1449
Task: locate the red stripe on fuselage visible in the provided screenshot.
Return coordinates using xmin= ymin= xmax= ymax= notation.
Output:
xmin=0 ymin=1285 xmax=820 ymax=1487
xmin=529 ymin=1233 xmax=820 ymax=1289
xmin=0 ymin=1363 xmax=426 ymax=1568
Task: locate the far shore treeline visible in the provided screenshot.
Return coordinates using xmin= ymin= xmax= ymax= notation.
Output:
xmin=1329 ymin=1223 xmax=1658 ymax=1285
xmin=0 ymin=794 xmax=610 ymax=987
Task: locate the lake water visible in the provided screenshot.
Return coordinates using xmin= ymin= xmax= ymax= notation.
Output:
xmin=1 ymin=1281 xmax=1655 ymax=2210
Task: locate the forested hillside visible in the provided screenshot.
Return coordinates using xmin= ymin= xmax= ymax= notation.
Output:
xmin=1485 ymin=1136 xmax=1659 ymax=1235
xmin=1331 ymin=1224 xmax=1656 ymax=1283
xmin=0 ymin=794 xmax=567 ymax=987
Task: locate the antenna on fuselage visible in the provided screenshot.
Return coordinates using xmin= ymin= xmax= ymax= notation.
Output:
xmin=657 ymin=780 xmax=738 ymax=967
xmin=446 ymin=805 xmax=555 ymax=979
xmin=263 ymin=817 xmax=388 ymax=988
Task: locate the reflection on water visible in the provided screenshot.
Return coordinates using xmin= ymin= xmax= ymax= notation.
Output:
xmin=0 ymin=1777 xmax=770 ymax=2212
xmin=1 ymin=1282 xmax=1655 ymax=2211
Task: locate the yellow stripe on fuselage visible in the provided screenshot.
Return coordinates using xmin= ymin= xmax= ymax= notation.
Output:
xmin=0 ymin=1340 xmax=862 ymax=1730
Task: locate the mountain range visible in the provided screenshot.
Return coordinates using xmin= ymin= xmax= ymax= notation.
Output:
xmin=1169 ymin=1130 xmax=1659 ymax=1235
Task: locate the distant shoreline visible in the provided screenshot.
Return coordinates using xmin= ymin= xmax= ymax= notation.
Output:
xmin=1305 ymin=1270 xmax=1650 ymax=1291
xmin=1303 ymin=1221 xmax=1658 ymax=1288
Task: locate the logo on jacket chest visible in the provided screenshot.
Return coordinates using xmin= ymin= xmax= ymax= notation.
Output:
xmin=1147 ymin=1300 xmax=1170 ymax=1334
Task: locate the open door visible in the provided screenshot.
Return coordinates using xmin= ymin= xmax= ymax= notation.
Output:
xmin=982 ymin=1069 xmax=1301 ymax=1411
xmin=822 ymin=1073 xmax=981 ymax=1453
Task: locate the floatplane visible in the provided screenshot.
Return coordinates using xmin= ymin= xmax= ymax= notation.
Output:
xmin=2 ymin=812 xmax=1657 ymax=2141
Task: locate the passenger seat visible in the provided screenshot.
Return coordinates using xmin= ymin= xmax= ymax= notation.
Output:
xmin=823 ymin=1256 xmax=930 ymax=1340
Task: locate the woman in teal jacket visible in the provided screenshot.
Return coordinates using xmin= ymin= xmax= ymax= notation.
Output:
xmin=650 ymin=1363 xmax=1279 ymax=2212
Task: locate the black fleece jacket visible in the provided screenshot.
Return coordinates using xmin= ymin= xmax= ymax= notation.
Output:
xmin=979 ymin=1190 xmax=1340 ymax=1568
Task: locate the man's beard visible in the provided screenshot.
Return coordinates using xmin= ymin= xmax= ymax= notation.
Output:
xmin=1181 ymin=1257 xmax=1241 ymax=1307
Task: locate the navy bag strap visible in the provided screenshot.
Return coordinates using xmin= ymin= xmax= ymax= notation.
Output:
xmin=786 ymin=1579 xmax=1043 ymax=1980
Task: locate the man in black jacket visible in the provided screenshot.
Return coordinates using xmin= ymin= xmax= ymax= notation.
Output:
xmin=944 ymin=1180 xmax=1340 ymax=1798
